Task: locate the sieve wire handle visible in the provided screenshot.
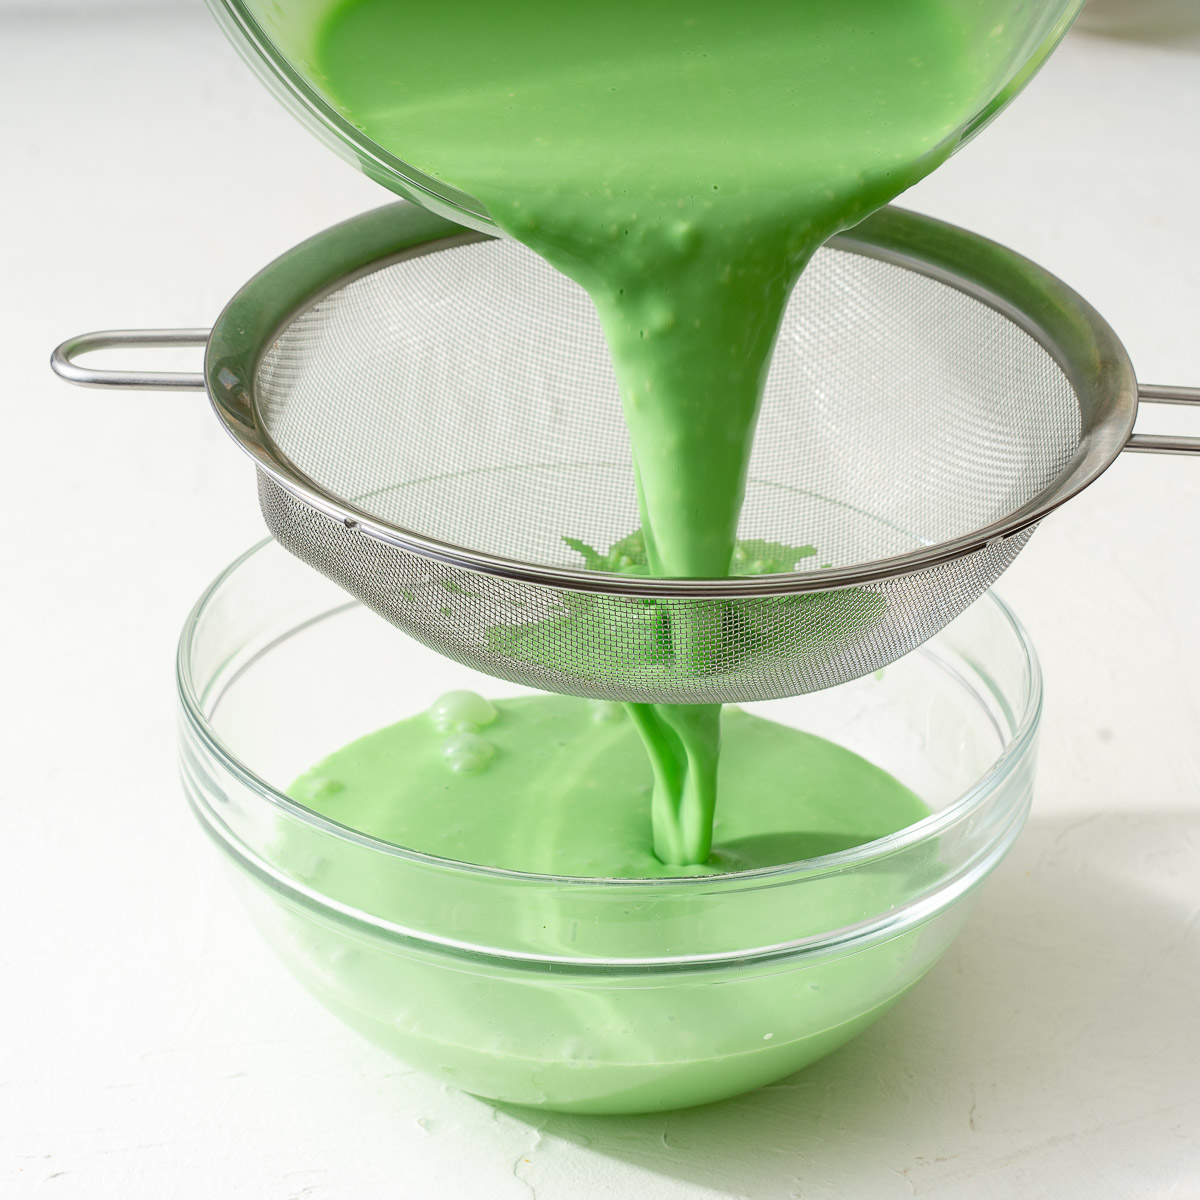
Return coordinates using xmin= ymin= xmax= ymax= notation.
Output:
xmin=1126 ymin=385 xmax=1200 ymax=455
xmin=48 ymin=332 xmax=1200 ymax=457
xmin=51 ymin=329 xmax=209 ymax=391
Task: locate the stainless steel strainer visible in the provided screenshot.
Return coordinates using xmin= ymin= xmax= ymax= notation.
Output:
xmin=53 ymin=203 xmax=1199 ymax=703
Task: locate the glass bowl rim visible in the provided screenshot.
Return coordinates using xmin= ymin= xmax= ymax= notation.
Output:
xmin=177 ymin=537 xmax=1043 ymax=892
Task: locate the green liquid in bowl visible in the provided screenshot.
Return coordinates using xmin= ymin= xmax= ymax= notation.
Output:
xmin=289 ymin=695 xmax=931 ymax=879
xmin=237 ymin=871 xmax=965 ymax=1114
xmin=181 ymin=544 xmax=1036 ymax=1113
xmin=264 ymin=695 xmax=935 ymax=1111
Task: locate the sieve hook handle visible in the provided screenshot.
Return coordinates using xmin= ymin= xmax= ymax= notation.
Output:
xmin=1126 ymin=385 xmax=1200 ymax=455
xmin=51 ymin=328 xmax=209 ymax=391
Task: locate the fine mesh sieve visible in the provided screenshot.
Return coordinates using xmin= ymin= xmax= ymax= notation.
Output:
xmin=53 ymin=203 xmax=1200 ymax=704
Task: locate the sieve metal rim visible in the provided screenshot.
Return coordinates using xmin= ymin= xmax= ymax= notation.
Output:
xmin=202 ymin=201 xmax=1139 ymax=600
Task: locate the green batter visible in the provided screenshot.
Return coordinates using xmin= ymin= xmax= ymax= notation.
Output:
xmin=292 ymin=691 xmax=928 ymax=877
xmin=313 ymin=0 xmax=994 ymax=866
xmin=278 ymin=690 xmax=936 ymax=1111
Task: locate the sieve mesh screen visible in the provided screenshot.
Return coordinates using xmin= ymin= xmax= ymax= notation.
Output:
xmin=251 ymin=235 xmax=1078 ymax=702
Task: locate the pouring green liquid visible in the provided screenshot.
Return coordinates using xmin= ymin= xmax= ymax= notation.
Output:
xmin=316 ymin=0 xmax=994 ymax=865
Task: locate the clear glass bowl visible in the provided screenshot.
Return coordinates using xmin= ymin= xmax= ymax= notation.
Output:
xmin=204 ymin=0 xmax=1085 ymax=234
xmin=178 ymin=539 xmax=1040 ymax=1114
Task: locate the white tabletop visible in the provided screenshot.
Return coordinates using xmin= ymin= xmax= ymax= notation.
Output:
xmin=3 ymin=8 xmax=1199 ymax=1198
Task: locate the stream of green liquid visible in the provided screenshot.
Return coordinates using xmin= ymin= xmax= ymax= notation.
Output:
xmin=316 ymin=0 xmax=990 ymax=865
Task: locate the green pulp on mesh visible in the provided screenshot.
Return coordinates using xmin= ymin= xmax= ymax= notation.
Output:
xmin=487 ymin=530 xmax=885 ymax=690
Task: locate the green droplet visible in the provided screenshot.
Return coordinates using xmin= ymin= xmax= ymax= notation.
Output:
xmin=430 ymin=691 xmax=499 ymax=733
xmin=447 ymin=752 xmax=489 ymax=775
xmin=441 ymin=732 xmax=496 ymax=773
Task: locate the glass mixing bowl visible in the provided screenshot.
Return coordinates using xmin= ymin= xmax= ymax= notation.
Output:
xmin=204 ymin=0 xmax=1086 ymax=233
xmin=178 ymin=538 xmax=1041 ymax=1114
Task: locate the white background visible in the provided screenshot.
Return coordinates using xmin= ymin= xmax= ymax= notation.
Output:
xmin=2 ymin=5 xmax=1199 ymax=1199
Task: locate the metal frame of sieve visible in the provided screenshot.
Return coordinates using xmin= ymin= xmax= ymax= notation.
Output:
xmin=52 ymin=203 xmax=1200 ymax=703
